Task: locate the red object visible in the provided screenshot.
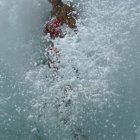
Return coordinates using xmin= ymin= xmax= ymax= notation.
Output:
xmin=44 ymin=17 xmax=61 ymax=38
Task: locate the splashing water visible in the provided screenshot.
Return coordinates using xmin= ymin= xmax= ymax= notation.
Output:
xmin=0 ymin=0 xmax=140 ymax=140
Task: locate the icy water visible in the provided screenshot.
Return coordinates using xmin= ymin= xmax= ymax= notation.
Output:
xmin=0 ymin=0 xmax=140 ymax=140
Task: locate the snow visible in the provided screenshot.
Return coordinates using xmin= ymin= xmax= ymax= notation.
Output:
xmin=25 ymin=0 xmax=140 ymax=139
xmin=0 ymin=0 xmax=140 ymax=140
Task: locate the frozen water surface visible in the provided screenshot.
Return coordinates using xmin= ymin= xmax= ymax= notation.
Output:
xmin=0 ymin=0 xmax=140 ymax=140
